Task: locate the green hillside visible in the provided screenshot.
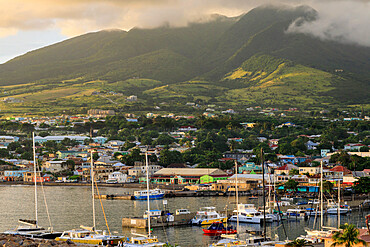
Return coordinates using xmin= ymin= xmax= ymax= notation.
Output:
xmin=0 ymin=5 xmax=369 ymax=115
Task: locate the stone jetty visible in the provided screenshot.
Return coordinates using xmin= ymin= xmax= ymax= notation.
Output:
xmin=0 ymin=234 xmax=82 ymax=247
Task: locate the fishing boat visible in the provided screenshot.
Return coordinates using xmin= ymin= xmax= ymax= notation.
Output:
xmin=202 ymin=222 xmax=237 ymax=236
xmin=55 ymin=151 xmax=125 ymax=246
xmin=190 ymin=207 xmax=227 ymax=225
xmin=229 ymin=204 xmax=273 ymax=224
xmin=122 ymin=153 xmax=166 ymax=247
xmin=3 ymin=133 xmax=62 ymax=239
xmin=134 ymin=189 xmax=165 ymax=200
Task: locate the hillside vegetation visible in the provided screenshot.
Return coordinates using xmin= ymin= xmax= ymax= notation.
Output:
xmin=0 ymin=5 xmax=369 ymax=115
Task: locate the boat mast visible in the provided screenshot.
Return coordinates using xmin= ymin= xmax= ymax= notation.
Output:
xmin=32 ymin=132 xmax=38 ymax=227
xmin=146 ymin=152 xmax=151 ymax=238
xmin=234 ymin=160 xmax=239 ymax=237
xmin=261 ymin=148 xmax=266 ymax=240
xmin=337 ymin=180 xmax=340 ymax=228
xmin=91 ymin=150 xmax=96 ymax=231
xmin=320 ymin=161 xmax=323 ymax=230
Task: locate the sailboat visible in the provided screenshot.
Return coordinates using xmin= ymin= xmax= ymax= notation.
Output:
xmin=300 ymin=162 xmax=336 ymax=243
xmin=209 ymin=161 xmax=247 ymax=247
xmin=122 ymin=152 xmax=166 ymax=247
xmin=3 ymin=132 xmax=62 ymax=239
xmin=55 ymin=150 xmax=125 ymax=246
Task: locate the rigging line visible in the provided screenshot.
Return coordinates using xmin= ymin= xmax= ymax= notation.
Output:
xmin=34 ymin=149 xmax=53 ymax=230
xmin=154 ymin=198 xmax=169 ymax=244
xmin=40 ymin=180 xmax=52 ymax=230
xmin=94 ymin=180 xmax=111 ymax=235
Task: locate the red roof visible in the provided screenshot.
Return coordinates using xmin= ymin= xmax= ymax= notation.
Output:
xmin=276 ymin=164 xmax=288 ymax=170
xmin=329 ymin=165 xmax=351 ymax=174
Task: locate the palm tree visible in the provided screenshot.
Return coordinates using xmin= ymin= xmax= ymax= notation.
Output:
xmin=287 ymin=239 xmax=313 ymax=247
xmin=331 ymin=223 xmax=367 ymax=247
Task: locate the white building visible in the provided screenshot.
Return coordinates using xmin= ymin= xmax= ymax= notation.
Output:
xmin=108 ymin=172 xmax=128 ymax=183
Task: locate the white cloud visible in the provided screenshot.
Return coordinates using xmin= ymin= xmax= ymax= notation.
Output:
xmin=0 ymin=0 xmax=369 ymax=46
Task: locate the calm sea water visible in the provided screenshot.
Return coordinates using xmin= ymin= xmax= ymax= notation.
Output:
xmin=0 ymin=185 xmax=368 ymax=247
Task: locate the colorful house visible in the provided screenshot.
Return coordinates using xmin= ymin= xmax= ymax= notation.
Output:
xmin=151 ymin=168 xmax=229 ymax=184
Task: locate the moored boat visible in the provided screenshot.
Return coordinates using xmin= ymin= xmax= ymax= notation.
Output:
xmin=134 ymin=189 xmax=165 ymax=200
xmin=202 ymin=222 xmax=237 ymax=236
xmin=229 ymin=204 xmax=273 ymax=224
xmin=190 ymin=207 xmax=227 ymax=225
xmin=56 ymin=228 xmax=125 ymax=246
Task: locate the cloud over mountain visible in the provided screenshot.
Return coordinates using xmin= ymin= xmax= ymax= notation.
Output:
xmin=0 ymin=0 xmax=369 ymax=46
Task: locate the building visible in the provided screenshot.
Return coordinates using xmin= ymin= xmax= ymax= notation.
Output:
xmin=329 ymin=165 xmax=352 ymax=178
xmin=298 ymin=167 xmax=320 ymax=176
xmin=211 ymin=179 xmax=257 ymax=192
xmin=0 ymin=136 xmax=20 ymax=148
xmin=224 ymin=152 xmax=252 ymax=161
xmin=238 ymin=163 xmax=262 ymax=174
xmin=151 ymin=168 xmax=229 ymax=184
xmin=56 ymin=151 xmax=89 ymax=159
xmin=3 ymin=170 xmax=28 ymax=181
xmin=87 ymin=109 xmax=115 ymax=117
xmin=35 ymin=135 xmax=107 ymax=144
xmin=42 ymin=161 xmax=66 ymax=173
xmin=344 ymin=143 xmax=367 ymax=151
xmin=274 ymin=164 xmax=299 ymax=175
xmin=126 ymin=95 xmax=137 ymax=102
xmin=107 ymin=172 xmax=128 ymax=183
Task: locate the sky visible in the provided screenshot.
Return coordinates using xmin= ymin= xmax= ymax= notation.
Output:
xmin=0 ymin=0 xmax=369 ymax=64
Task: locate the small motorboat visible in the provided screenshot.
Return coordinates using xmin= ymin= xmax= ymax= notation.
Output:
xmin=202 ymin=222 xmax=237 ymax=236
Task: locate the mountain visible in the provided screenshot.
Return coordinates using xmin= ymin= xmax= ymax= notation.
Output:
xmin=0 ymin=5 xmax=369 ymax=115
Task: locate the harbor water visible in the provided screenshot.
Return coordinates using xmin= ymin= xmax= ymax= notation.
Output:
xmin=0 ymin=185 xmax=368 ymax=247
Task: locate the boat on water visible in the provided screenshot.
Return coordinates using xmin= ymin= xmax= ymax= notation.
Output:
xmin=121 ymin=234 xmax=166 ymax=247
xmin=285 ymin=208 xmax=307 ymax=219
xmin=190 ymin=207 xmax=227 ymax=225
xmin=134 ymin=189 xmax=165 ymax=200
xmin=55 ymin=151 xmax=125 ymax=246
xmin=122 ymin=153 xmax=166 ymax=247
xmin=56 ymin=228 xmax=124 ymax=245
xmin=306 ymin=208 xmax=325 ymax=216
xmin=3 ymin=133 xmax=62 ymax=239
xmin=327 ymin=205 xmax=351 ymax=215
xmin=308 ymin=199 xmax=320 ymax=205
xmin=229 ymin=204 xmax=273 ymax=224
xmin=3 ymin=219 xmax=61 ymax=239
xmin=202 ymin=222 xmax=237 ymax=236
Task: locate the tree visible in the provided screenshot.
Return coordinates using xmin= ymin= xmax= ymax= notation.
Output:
xmin=287 ymin=239 xmax=313 ymax=247
xmin=289 ymin=169 xmax=299 ymax=175
xmin=92 ymin=152 xmax=99 ymax=161
xmin=319 ymin=181 xmax=334 ymax=194
xmin=353 ymin=177 xmax=370 ymax=193
xmin=284 ymin=179 xmax=299 ymax=192
xmin=159 ymin=148 xmax=183 ymax=167
xmin=331 ymin=223 xmax=367 ymax=247
xmin=153 ymin=134 xmax=175 ymax=146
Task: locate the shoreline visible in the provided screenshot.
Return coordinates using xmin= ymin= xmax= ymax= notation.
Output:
xmin=0 ymin=234 xmax=82 ymax=247
xmin=0 ymin=181 xmax=185 ymax=190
